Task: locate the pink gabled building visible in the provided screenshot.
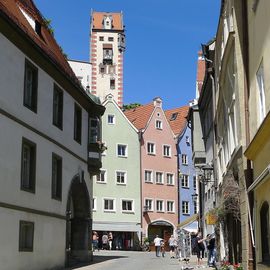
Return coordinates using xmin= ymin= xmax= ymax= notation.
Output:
xmin=125 ymin=97 xmax=178 ymax=244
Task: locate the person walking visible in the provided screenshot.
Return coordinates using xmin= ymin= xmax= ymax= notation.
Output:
xmin=92 ymin=231 xmax=99 ymax=251
xmin=154 ymin=235 xmax=163 ymax=257
xmin=102 ymin=233 xmax=108 ymax=250
xmin=194 ymin=232 xmax=206 ymax=266
xmin=168 ymin=235 xmax=176 ymax=258
xmin=108 ymin=232 xmax=113 ymax=250
xmin=207 ymin=234 xmax=216 ymax=268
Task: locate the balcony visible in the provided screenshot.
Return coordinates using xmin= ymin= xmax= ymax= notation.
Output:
xmin=88 ymin=141 xmax=106 ymax=175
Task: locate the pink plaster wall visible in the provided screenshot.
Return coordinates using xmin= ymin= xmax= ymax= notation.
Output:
xmin=141 ymin=105 xmax=178 ymax=234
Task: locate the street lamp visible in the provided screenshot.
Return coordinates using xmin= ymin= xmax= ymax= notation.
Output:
xmin=200 ymin=164 xmax=214 ymax=183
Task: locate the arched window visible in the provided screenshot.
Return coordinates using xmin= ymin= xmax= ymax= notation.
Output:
xmin=260 ymin=201 xmax=270 ymax=262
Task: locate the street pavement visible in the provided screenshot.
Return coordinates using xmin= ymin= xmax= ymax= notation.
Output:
xmin=64 ymin=250 xmax=215 ymax=270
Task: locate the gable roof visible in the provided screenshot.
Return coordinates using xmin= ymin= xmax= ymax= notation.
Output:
xmin=91 ymin=11 xmax=124 ymax=31
xmin=124 ymin=103 xmax=154 ymax=130
xmin=165 ymin=105 xmax=189 ymax=137
xmin=102 ymin=95 xmax=138 ymax=133
xmin=0 ymin=0 xmax=76 ymax=82
xmin=0 ymin=0 xmax=103 ymax=110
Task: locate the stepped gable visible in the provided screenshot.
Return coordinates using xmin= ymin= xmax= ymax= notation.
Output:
xmin=165 ymin=105 xmax=189 ymax=136
xmin=124 ymin=103 xmax=154 ymax=130
xmin=0 ymin=0 xmax=79 ymax=88
xmin=91 ymin=11 xmax=123 ymax=31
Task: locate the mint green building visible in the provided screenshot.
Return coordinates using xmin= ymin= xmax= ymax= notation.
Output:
xmin=92 ymin=94 xmax=141 ymax=250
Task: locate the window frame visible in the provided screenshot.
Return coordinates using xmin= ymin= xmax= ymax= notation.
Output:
xmin=181 ymin=174 xmax=189 ymax=188
xmin=103 ymin=198 xmax=116 ymax=212
xmin=108 ymin=114 xmax=115 ymax=125
xmin=21 ymin=137 xmax=36 ymax=193
xmin=147 ymin=142 xmax=156 ymax=155
xmin=155 ymin=171 xmax=164 ymax=185
xmin=121 ymin=199 xmax=134 ymax=213
xmin=51 ymin=153 xmax=62 ymax=201
xmin=145 ymin=198 xmax=154 ymax=212
xmin=19 ymin=220 xmax=34 ymax=252
xmin=117 ymin=144 xmax=128 ymax=157
xmin=92 ymin=197 xmax=97 ymax=211
xmin=181 ymin=154 xmax=188 ymax=165
xmin=155 ymin=120 xmax=162 ymax=130
xmin=116 ymin=170 xmax=127 ymax=185
xmin=23 ymin=59 xmax=38 ymax=113
xmin=52 ymin=84 xmax=63 ymax=130
xmin=74 ymin=103 xmax=82 ymax=144
xmin=163 ymin=145 xmax=171 ymax=157
xmin=166 ymin=173 xmax=174 ymax=185
xmin=96 ymin=169 xmax=107 ymax=184
xmin=144 ymin=170 xmax=153 ymax=183
xmin=156 ymin=199 xmax=164 ymax=212
xmin=167 ymin=200 xmax=175 ymax=213
xmin=182 ymin=201 xmax=190 ymax=215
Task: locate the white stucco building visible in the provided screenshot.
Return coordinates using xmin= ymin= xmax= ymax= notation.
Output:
xmin=0 ymin=1 xmax=104 ymax=269
xmin=68 ymin=60 xmax=92 ymax=94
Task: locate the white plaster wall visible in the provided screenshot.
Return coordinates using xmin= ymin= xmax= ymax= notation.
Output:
xmin=0 ymin=33 xmax=92 ymax=269
xmin=68 ymin=60 xmax=92 ymax=91
xmin=0 ymin=33 xmax=89 ymax=160
xmin=0 ymin=207 xmax=65 ymax=270
xmin=94 ymin=32 xmax=122 ymax=102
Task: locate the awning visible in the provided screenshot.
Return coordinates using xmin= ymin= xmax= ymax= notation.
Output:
xmin=177 ymin=214 xmax=198 ymax=228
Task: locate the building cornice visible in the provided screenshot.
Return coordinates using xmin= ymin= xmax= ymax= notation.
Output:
xmin=245 ymin=111 xmax=270 ymax=160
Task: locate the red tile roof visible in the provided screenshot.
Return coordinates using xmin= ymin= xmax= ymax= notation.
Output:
xmin=91 ymin=11 xmax=124 ymax=31
xmin=165 ymin=105 xmax=189 ymax=136
xmin=0 ymin=0 xmax=80 ymax=89
xmin=124 ymin=103 xmax=154 ymax=130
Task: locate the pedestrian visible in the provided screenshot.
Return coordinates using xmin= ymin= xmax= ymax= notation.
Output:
xmin=207 ymin=234 xmax=216 ymax=268
xmin=102 ymin=232 xmax=108 ymax=250
xmin=108 ymin=232 xmax=113 ymax=250
xmin=153 ymin=235 xmax=163 ymax=257
xmin=160 ymin=240 xmax=166 ymax=257
xmin=194 ymin=232 xmax=206 ymax=266
xmin=168 ymin=234 xmax=176 ymax=258
xmin=92 ymin=231 xmax=99 ymax=251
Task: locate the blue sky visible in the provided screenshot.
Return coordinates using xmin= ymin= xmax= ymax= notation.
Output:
xmin=35 ymin=0 xmax=220 ymax=110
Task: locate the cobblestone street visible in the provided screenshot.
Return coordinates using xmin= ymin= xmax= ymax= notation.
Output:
xmin=65 ymin=251 xmax=214 ymax=270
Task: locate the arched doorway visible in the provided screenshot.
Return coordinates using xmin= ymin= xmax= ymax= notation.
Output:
xmin=66 ymin=175 xmax=91 ymax=266
xmin=148 ymin=220 xmax=174 ymax=250
xmin=260 ymin=201 xmax=270 ymax=262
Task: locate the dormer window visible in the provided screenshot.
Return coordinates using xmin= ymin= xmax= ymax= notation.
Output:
xmin=170 ymin=113 xmax=178 ymax=121
xmin=103 ymin=15 xmax=113 ymax=30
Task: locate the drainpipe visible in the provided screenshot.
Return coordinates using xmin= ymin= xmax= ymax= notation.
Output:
xmin=242 ymin=0 xmax=256 ymax=269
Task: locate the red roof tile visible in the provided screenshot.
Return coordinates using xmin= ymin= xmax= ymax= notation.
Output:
xmin=124 ymin=103 xmax=154 ymax=130
xmin=0 ymin=0 xmax=79 ymax=88
xmin=165 ymin=105 xmax=189 ymax=136
xmin=91 ymin=11 xmax=123 ymax=31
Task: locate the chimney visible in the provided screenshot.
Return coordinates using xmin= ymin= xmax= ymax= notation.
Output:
xmin=153 ymin=97 xmax=162 ymax=108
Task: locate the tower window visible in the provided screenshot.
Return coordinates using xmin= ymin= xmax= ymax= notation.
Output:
xmin=99 ymin=36 xmax=104 ymax=41
xmin=103 ymin=44 xmax=113 ymax=65
xmin=110 ymin=78 xmax=115 ymax=89
xmin=108 ymin=37 xmax=114 ymax=42
xmin=99 ymin=64 xmax=106 ymax=74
